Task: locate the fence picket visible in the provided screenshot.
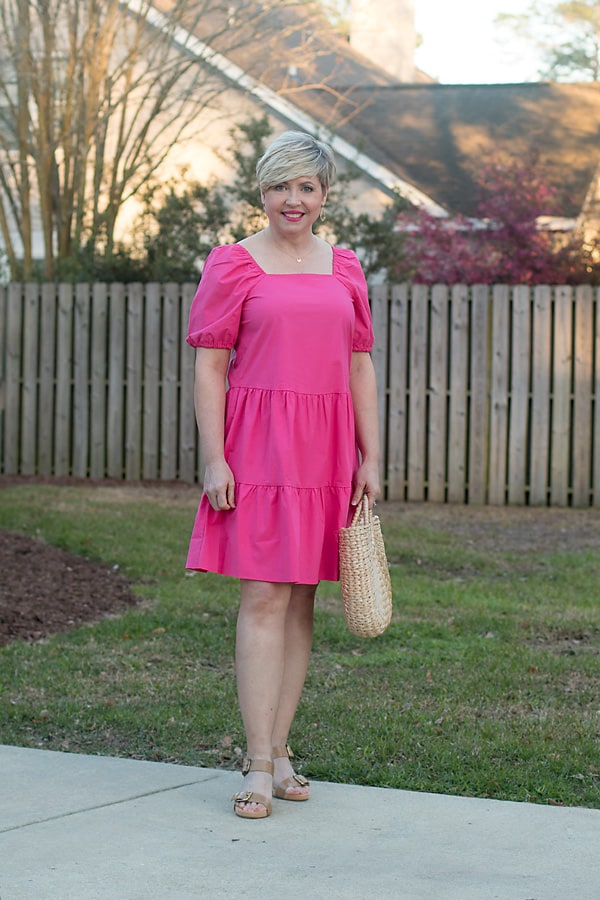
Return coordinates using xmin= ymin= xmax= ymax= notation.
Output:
xmin=508 ymin=286 xmax=531 ymax=505
xmin=595 ymin=288 xmax=600 ymax=508
xmin=551 ymin=287 xmax=573 ymax=506
xmin=107 ymin=284 xmax=125 ymax=478
xmin=572 ymin=285 xmax=594 ymax=506
xmin=370 ymin=284 xmax=389 ymax=492
xmin=4 ymin=285 xmax=23 ymax=473
xmin=386 ymin=284 xmax=408 ymax=500
xmin=447 ymin=285 xmax=469 ymax=502
xmin=39 ymin=284 xmax=57 ymax=475
xmin=530 ymin=286 xmax=552 ymax=504
xmin=0 ymin=287 xmax=6 ymax=466
xmin=73 ymin=284 xmax=91 ymax=477
xmin=143 ymin=284 xmax=161 ymax=480
xmin=22 ymin=284 xmax=40 ymax=474
xmin=90 ymin=284 xmax=108 ymax=478
xmin=488 ymin=286 xmax=510 ymax=504
xmin=126 ymin=284 xmax=144 ymax=480
xmin=54 ymin=284 xmax=73 ymax=476
xmin=468 ymin=285 xmax=489 ymax=504
xmin=179 ymin=284 xmax=197 ymax=483
xmin=407 ymin=285 xmax=428 ymax=500
xmin=161 ymin=284 xmax=179 ymax=480
xmin=428 ymin=285 xmax=448 ymax=502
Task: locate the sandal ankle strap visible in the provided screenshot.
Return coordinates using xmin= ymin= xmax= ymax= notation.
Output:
xmin=272 ymin=744 xmax=293 ymax=760
xmin=242 ymin=757 xmax=274 ymax=776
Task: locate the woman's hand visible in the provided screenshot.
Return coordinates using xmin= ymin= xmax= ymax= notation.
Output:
xmin=351 ymin=458 xmax=381 ymax=509
xmin=203 ymin=459 xmax=236 ymax=511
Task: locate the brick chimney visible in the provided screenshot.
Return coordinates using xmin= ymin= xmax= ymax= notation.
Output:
xmin=349 ymin=0 xmax=416 ymax=82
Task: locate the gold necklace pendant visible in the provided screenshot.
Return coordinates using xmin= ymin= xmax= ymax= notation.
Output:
xmin=273 ymin=232 xmax=316 ymax=264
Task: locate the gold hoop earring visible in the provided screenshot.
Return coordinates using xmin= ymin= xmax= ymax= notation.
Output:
xmin=319 ymin=206 xmax=326 ymax=222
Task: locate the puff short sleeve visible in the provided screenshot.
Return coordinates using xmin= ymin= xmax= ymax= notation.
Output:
xmin=186 ymin=245 xmax=254 ymax=349
xmin=334 ymin=248 xmax=374 ymax=352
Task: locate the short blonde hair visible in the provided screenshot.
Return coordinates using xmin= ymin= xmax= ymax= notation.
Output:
xmin=256 ymin=131 xmax=336 ymax=191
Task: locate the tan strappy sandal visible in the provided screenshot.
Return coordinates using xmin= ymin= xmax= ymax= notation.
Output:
xmin=232 ymin=758 xmax=274 ymax=819
xmin=272 ymin=744 xmax=310 ymax=801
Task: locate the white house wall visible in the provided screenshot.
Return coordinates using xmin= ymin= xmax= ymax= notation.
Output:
xmin=108 ymin=87 xmax=394 ymax=246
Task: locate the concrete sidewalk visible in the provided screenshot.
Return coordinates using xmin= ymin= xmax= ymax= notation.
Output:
xmin=1 ymin=744 xmax=598 ymax=900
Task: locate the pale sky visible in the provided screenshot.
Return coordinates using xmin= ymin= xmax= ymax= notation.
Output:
xmin=414 ymin=0 xmax=540 ymax=84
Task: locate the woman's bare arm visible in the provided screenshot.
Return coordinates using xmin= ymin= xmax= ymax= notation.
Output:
xmin=194 ymin=347 xmax=236 ymax=510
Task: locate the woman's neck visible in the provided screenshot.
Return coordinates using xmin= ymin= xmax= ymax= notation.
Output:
xmin=265 ymin=229 xmax=318 ymax=263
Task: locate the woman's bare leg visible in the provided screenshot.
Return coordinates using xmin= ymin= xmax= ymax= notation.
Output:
xmin=271 ymin=583 xmax=317 ymax=796
xmin=235 ymin=579 xmax=293 ymax=813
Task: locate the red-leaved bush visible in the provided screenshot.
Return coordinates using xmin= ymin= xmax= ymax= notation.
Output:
xmin=393 ymin=156 xmax=595 ymax=284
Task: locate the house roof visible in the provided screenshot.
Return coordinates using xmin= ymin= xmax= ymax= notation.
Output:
xmin=315 ymin=82 xmax=600 ymax=219
xmin=148 ymin=2 xmax=600 ymax=220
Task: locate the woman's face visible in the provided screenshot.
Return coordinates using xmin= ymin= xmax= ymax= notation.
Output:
xmin=261 ymin=175 xmax=327 ymax=235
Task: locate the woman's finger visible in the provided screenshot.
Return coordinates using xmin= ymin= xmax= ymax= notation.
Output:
xmin=226 ymin=481 xmax=236 ymax=509
xmin=351 ymin=482 xmax=365 ymax=505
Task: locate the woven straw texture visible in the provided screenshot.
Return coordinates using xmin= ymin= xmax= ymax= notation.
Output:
xmin=338 ymin=497 xmax=392 ymax=638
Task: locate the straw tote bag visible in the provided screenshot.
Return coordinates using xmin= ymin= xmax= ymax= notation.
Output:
xmin=338 ymin=496 xmax=392 ymax=638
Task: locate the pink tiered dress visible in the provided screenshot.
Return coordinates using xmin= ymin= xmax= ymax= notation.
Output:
xmin=185 ymin=243 xmax=374 ymax=583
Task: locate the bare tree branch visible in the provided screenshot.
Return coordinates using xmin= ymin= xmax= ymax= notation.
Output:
xmin=0 ymin=0 xmax=325 ymax=278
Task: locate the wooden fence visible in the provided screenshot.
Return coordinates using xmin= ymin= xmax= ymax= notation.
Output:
xmin=1 ymin=282 xmax=599 ymax=506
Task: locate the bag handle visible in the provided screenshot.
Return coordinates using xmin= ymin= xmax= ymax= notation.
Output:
xmin=350 ymin=494 xmax=371 ymax=527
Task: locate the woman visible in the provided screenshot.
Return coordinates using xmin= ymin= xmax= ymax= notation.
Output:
xmin=186 ymin=131 xmax=380 ymax=819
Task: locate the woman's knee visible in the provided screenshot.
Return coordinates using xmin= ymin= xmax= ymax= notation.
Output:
xmin=239 ymin=580 xmax=292 ymax=620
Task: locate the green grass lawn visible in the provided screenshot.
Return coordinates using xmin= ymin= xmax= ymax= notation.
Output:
xmin=0 ymin=482 xmax=598 ymax=808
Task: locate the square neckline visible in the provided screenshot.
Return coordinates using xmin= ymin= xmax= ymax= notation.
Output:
xmin=236 ymin=242 xmax=336 ymax=276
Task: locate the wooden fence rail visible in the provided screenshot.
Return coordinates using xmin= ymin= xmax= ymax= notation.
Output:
xmin=1 ymin=282 xmax=599 ymax=507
